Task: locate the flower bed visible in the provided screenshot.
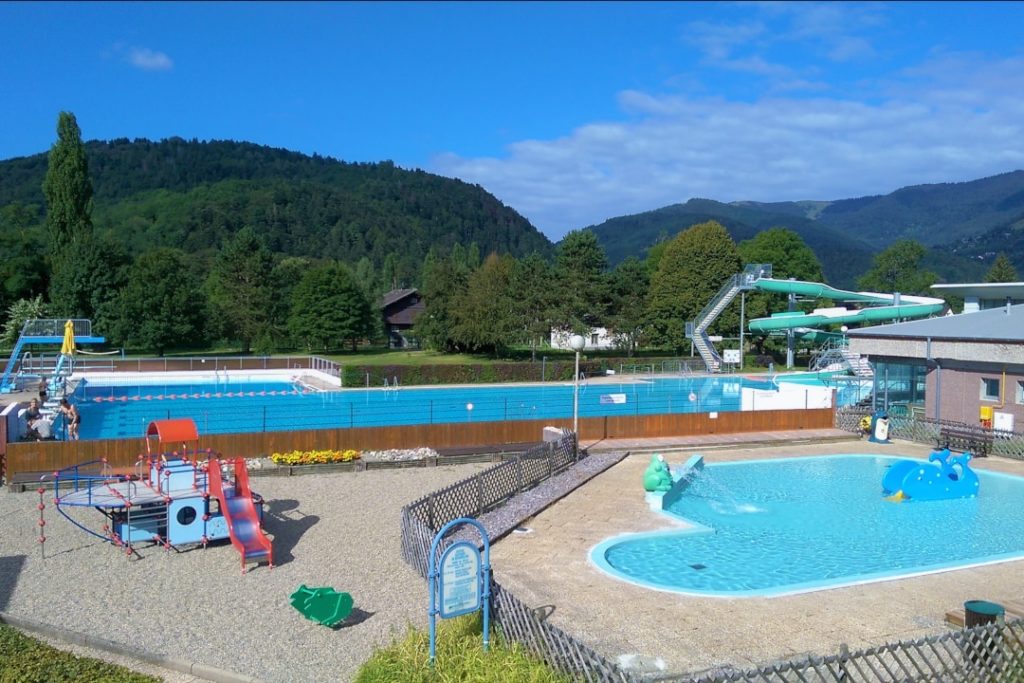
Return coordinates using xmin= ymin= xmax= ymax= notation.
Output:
xmin=270 ymin=449 xmax=360 ymax=466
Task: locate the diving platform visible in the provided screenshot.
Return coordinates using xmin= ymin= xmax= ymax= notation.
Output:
xmin=0 ymin=318 xmax=105 ymax=393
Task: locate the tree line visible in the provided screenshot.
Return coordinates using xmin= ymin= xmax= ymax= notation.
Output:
xmin=2 ymin=112 xmax=1019 ymax=358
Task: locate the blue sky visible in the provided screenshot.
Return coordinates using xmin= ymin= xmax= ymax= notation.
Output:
xmin=2 ymin=2 xmax=1024 ymax=241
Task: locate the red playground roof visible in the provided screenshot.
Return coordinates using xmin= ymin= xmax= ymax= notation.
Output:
xmin=146 ymin=418 xmax=199 ymax=444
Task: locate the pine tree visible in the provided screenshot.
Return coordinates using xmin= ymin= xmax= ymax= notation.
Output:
xmin=985 ymin=253 xmax=1019 ymax=283
xmin=206 ymin=227 xmax=276 ymax=353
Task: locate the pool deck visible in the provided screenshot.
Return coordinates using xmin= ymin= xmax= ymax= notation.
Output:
xmin=489 ymin=436 xmax=1024 ymax=678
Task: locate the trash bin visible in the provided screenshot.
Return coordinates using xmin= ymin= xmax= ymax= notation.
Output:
xmin=964 ymin=600 xmax=1005 ymax=674
xmin=965 ymin=600 xmax=1005 ymax=628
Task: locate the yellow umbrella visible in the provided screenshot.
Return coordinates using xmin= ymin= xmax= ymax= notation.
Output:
xmin=61 ymin=320 xmax=76 ymax=355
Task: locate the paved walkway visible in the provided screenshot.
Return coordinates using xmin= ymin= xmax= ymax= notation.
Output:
xmin=490 ymin=436 xmax=1024 ymax=679
xmin=582 ymin=427 xmax=853 ymax=454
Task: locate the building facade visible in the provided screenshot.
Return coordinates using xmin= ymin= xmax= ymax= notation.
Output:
xmin=847 ymin=303 xmax=1024 ymax=431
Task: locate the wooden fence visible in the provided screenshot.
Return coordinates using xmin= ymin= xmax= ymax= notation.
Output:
xmin=3 ymin=407 xmax=835 ymax=482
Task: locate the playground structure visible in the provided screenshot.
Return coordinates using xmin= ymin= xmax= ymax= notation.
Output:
xmin=882 ymin=449 xmax=980 ymax=502
xmin=51 ymin=418 xmax=273 ymax=572
xmin=685 ymin=264 xmax=946 ymax=372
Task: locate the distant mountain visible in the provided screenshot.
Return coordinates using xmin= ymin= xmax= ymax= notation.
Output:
xmin=0 ymin=138 xmax=554 ymax=278
xmin=585 ymin=172 xmax=1024 ymax=287
xmin=586 ymin=198 xmax=877 ymax=288
xmin=815 ymin=171 xmax=1024 ymax=246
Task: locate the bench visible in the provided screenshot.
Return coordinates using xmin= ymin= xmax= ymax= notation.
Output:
xmin=937 ymin=425 xmax=993 ymax=458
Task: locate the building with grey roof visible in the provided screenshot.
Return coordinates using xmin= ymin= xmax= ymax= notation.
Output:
xmin=847 ymin=303 xmax=1024 ymax=430
xmin=930 ymin=282 xmax=1024 ymax=313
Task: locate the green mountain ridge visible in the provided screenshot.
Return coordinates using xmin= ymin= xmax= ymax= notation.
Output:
xmin=0 ymin=138 xmax=553 ymax=281
xmin=586 ymin=171 xmax=1024 ymax=287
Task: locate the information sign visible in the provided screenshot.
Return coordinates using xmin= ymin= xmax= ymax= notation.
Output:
xmin=599 ymin=393 xmax=627 ymax=405
xmin=438 ymin=541 xmax=481 ymax=618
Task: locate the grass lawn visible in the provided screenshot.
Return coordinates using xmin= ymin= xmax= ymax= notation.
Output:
xmin=0 ymin=622 xmax=159 ymax=682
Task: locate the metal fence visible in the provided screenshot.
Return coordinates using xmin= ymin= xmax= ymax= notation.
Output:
xmin=618 ymin=359 xmax=706 ymax=376
xmin=401 ymin=425 xmax=1024 ymax=683
xmin=401 ymin=434 xmax=580 ymax=578
xmin=399 ymin=433 xmax=635 ymax=682
xmin=834 ymin=406 xmax=1024 ymax=460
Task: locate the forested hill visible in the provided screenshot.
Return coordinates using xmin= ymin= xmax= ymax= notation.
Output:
xmin=0 ymin=138 xmax=553 ymax=277
xmin=586 ymin=171 xmax=1024 ymax=288
xmin=584 ymin=199 xmax=879 ymax=288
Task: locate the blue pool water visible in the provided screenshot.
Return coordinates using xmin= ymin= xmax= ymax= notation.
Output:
xmin=592 ymin=455 xmax=1024 ymax=597
xmin=67 ymin=373 xmax=842 ymax=441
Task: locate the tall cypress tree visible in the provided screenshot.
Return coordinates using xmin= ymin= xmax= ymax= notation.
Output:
xmin=43 ymin=111 xmax=93 ymax=255
xmin=43 ymin=111 xmax=106 ymax=317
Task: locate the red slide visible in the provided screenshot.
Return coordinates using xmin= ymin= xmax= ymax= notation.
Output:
xmin=207 ymin=458 xmax=273 ymax=573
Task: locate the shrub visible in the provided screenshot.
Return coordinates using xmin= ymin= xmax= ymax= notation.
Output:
xmin=0 ymin=622 xmax=159 ymax=682
xmin=355 ymin=612 xmax=572 ymax=683
xmin=270 ymin=449 xmax=360 ymax=465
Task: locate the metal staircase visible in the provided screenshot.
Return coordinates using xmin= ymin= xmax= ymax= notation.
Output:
xmin=810 ymin=337 xmax=874 ymax=378
xmin=0 ymin=319 xmax=104 ymax=393
xmin=686 ymin=264 xmax=772 ymax=372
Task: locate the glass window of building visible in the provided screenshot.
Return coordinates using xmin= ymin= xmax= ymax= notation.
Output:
xmin=981 ymin=378 xmax=1001 ymax=401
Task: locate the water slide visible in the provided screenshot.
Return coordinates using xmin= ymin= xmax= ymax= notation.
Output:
xmin=207 ymin=458 xmax=273 ymax=572
xmin=685 ymin=265 xmax=946 ymax=372
xmin=747 ymin=279 xmax=946 ymax=333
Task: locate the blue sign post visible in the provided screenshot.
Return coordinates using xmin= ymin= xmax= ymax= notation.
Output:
xmin=428 ymin=517 xmax=491 ymax=665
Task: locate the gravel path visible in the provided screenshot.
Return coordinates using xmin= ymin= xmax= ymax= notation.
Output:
xmin=0 ymin=463 xmax=489 ymax=683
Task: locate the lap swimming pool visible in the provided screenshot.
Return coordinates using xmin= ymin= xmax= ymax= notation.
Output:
xmin=63 ymin=372 xmax=853 ymax=441
xmin=591 ymin=455 xmax=1024 ymax=597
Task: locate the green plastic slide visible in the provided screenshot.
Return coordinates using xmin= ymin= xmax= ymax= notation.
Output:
xmin=290 ymin=584 xmax=354 ymax=627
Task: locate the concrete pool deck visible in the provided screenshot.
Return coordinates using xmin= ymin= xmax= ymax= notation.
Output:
xmin=489 ymin=437 xmax=1024 ymax=678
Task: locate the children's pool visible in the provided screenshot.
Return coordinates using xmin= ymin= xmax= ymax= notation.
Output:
xmin=66 ymin=372 xmax=847 ymax=441
xmin=591 ymin=455 xmax=1024 ymax=597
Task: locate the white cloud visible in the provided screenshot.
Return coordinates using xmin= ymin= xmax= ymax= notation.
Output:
xmin=126 ymin=47 xmax=173 ymax=71
xmin=430 ymin=53 xmax=1024 ymax=241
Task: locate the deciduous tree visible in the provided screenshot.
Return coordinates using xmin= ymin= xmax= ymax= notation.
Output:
xmin=115 ymin=248 xmax=207 ymax=355
xmin=452 ymin=253 xmax=518 ymax=355
xmin=288 ymin=262 xmax=373 ymax=351
xmin=42 ymin=112 xmax=92 ymax=255
xmin=646 ymin=221 xmax=742 ymax=352
xmin=857 ymin=240 xmax=937 ymax=295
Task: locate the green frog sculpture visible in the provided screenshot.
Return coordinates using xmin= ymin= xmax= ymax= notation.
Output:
xmin=642 ymin=454 xmax=673 ymax=493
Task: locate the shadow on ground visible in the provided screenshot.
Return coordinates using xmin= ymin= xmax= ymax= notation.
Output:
xmin=265 ymin=498 xmax=319 ymax=566
xmin=0 ymin=555 xmax=27 ymax=612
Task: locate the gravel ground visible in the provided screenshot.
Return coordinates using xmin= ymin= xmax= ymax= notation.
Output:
xmin=0 ymin=463 xmax=489 ymax=683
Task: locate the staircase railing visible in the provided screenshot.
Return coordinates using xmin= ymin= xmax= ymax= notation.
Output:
xmin=686 ymin=264 xmax=773 ymax=372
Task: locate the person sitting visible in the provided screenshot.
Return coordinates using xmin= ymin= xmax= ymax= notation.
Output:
xmin=24 ymin=398 xmax=42 ymax=425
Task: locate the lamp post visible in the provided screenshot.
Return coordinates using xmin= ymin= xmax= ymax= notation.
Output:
xmin=569 ymin=334 xmax=586 ymax=439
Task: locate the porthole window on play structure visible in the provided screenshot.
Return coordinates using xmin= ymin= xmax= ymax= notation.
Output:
xmin=176 ymin=505 xmax=198 ymax=526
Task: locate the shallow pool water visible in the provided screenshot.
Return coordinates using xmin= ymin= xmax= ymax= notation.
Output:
xmin=592 ymin=455 xmax=1024 ymax=597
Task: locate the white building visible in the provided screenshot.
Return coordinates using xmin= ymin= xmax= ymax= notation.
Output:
xmin=549 ymin=327 xmax=617 ymax=351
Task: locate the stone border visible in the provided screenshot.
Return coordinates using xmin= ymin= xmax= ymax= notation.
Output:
xmin=0 ymin=610 xmax=263 ymax=683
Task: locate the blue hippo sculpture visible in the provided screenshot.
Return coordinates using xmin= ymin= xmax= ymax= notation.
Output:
xmin=882 ymin=449 xmax=979 ymax=501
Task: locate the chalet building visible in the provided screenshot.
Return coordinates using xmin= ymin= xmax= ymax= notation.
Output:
xmin=847 ymin=301 xmax=1024 ymax=431
xmin=380 ymin=288 xmax=424 ymax=349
